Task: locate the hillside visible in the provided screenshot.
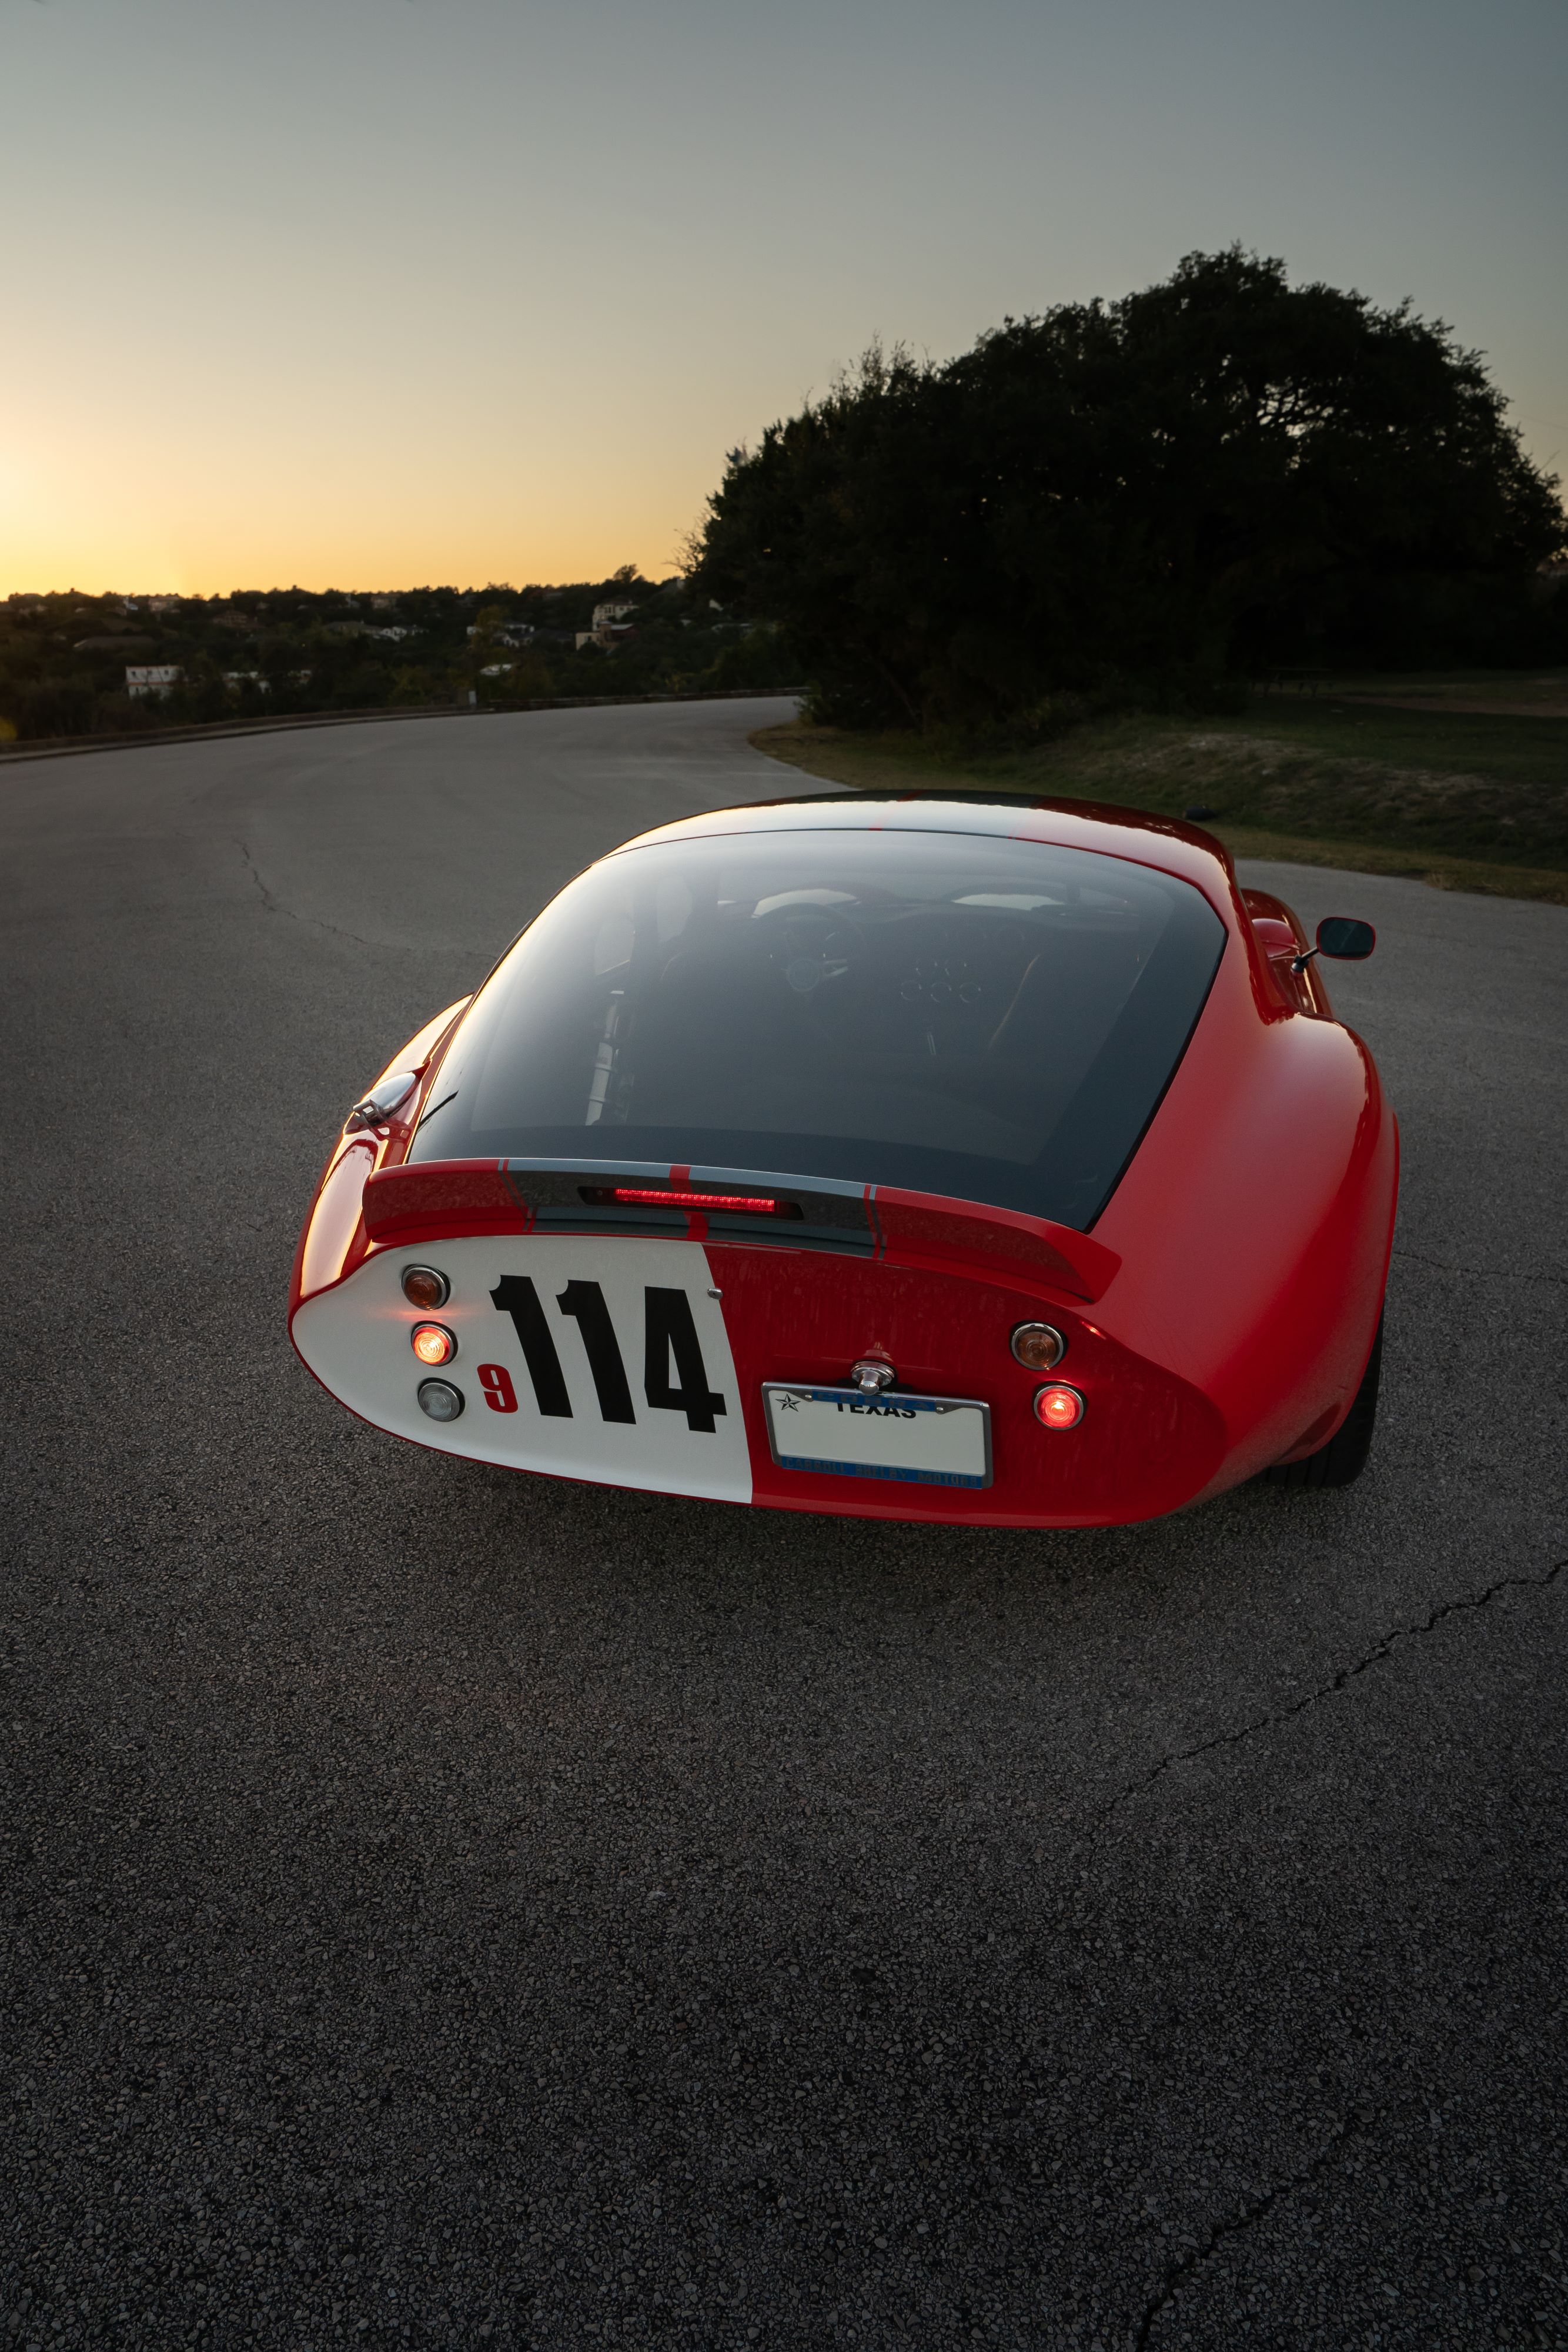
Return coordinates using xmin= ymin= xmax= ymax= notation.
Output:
xmin=754 ymin=673 xmax=1568 ymax=906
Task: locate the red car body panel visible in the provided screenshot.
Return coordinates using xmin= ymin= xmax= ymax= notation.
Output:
xmin=289 ymin=797 xmax=1397 ymax=1526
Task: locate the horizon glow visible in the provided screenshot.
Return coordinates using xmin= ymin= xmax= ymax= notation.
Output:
xmin=2 ymin=0 xmax=1563 ymax=598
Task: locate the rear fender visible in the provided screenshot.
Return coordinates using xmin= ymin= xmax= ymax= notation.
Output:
xmin=289 ymin=998 xmax=474 ymax=1313
xmin=1093 ymin=990 xmax=1398 ymax=1495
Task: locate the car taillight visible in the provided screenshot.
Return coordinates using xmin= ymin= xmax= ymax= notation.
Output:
xmin=1011 ymin=1321 xmax=1066 ymax=1371
xmin=412 ymin=1322 xmax=456 ymax=1366
xmin=417 ymin=1379 xmax=464 ymax=1422
xmin=1034 ymin=1383 xmax=1085 ymax=1430
xmin=585 ymin=1187 xmax=797 ymax=1215
xmin=402 ymin=1264 xmax=450 ymax=1309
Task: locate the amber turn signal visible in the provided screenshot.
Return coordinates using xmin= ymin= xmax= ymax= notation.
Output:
xmin=402 ymin=1264 xmax=450 ymax=1310
xmin=411 ymin=1321 xmax=456 ymax=1367
xmin=1011 ymin=1321 xmax=1066 ymax=1371
xmin=1034 ymin=1382 xmax=1085 ymax=1430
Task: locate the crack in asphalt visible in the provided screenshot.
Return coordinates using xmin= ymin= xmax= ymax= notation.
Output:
xmin=1130 ymin=2106 xmax=1368 ymax=2348
xmin=238 ymin=840 xmax=377 ymax=949
xmin=1393 ymin=1245 xmax=1566 ymax=1286
xmin=1096 ymin=1556 xmax=1568 ymax=1831
xmin=1111 ymin=1559 xmax=1564 ymax=2341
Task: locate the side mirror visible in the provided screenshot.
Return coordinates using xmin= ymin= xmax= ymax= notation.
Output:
xmin=1316 ymin=916 xmax=1375 ymax=961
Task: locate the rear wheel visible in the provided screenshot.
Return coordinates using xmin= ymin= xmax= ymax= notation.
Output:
xmin=1263 ymin=1315 xmax=1383 ymax=1491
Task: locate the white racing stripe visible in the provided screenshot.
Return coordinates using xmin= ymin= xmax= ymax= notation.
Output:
xmin=293 ymin=1236 xmax=751 ymax=1503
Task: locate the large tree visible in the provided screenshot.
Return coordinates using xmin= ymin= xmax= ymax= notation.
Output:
xmin=694 ymin=249 xmax=1566 ymax=727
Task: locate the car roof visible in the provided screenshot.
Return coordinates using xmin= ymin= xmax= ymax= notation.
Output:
xmin=608 ymin=791 xmax=1240 ymax=914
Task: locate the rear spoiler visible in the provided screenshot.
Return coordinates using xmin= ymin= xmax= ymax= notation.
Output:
xmin=871 ymin=1187 xmax=1119 ymax=1303
xmin=361 ymin=1160 xmax=1120 ymax=1304
xmin=362 ymin=1160 xmax=523 ymax=1242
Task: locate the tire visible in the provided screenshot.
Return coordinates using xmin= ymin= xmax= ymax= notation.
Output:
xmin=1263 ymin=1315 xmax=1383 ymax=1491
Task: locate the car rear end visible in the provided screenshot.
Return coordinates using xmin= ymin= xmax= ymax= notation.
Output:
xmin=292 ymin=1154 xmax=1229 ymax=1525
xmin=292 ymin=797 xmax=1289 ymax=1525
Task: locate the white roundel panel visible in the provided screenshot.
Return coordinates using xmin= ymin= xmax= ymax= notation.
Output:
xmin=293 ymin=1236 xmax=751 ymax=1504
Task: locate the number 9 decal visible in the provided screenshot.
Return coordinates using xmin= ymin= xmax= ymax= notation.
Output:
xmin=477 ymin=1363 xmax=519 ymax=1414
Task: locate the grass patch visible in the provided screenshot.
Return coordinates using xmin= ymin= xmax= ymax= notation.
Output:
xmin=1315 ymin=667 xmax=1568 ymax=717
xmin=751 ymin=684 xmax=1568 ymax=908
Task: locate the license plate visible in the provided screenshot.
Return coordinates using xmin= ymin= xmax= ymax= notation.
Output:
xmin=763 ymin=1384 xmax=992 ymax=1489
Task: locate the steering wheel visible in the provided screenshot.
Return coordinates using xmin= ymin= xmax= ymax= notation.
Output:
xmin=753 ymin=904 xmax=871 ymax=1005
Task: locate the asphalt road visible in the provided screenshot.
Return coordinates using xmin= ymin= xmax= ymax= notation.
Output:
xmin=5 ymin=697 xmax=1566 ymax=2352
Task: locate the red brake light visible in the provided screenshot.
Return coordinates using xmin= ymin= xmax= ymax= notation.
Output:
xmin=1034 ymin=1382 xmax=1085 ymax=1431
xmin=597 ymin=1187 xmax=787 ymax=1215
xmin=411 ymin=1321 xmax=456 ymax=1366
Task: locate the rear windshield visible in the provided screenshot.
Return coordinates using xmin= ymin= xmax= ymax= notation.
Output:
xmin=410 ymin=827 xmax=1226 ymax=1230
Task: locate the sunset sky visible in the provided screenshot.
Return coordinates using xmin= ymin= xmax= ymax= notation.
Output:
xmin=3 ymin=0 xmax=1563 ymax=597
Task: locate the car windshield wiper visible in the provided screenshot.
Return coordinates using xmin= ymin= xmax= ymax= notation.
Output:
xmin=416 ymin=1090 xmax=457 ymax=1131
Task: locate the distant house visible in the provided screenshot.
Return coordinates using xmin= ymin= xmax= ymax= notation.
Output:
xmin=367 ymin=625 xmax=413 ymax=641
xmin=224 ymin=671 xmax=267 ymax=690
xmin=126 ymin=665 xmax=183 ymax=699
xmin=591 ymin=600 xmax=636 ymax=630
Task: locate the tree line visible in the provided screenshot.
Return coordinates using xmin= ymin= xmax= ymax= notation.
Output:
xmin=693 ymin=249 xmax=1567 ymax=734
xmin=7 ymin=252 xmax=1562 ymax=748
xmin=0 ymin=570 xmax=797 ymax=745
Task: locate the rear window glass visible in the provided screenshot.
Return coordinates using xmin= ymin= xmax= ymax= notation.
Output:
xmin=410 ymin=827 xmax=1226 ymax=1230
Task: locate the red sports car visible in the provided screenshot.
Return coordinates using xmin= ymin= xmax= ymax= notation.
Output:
xmin=290 ymin=794 xmax=1395 ymax=1526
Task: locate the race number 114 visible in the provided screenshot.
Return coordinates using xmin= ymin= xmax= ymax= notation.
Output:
xmin=486 ymin=1277 xmax=726 ymax=1432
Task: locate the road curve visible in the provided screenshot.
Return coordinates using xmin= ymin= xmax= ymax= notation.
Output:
xmin=4 ymin=697 xmax=1566 ymax=2350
